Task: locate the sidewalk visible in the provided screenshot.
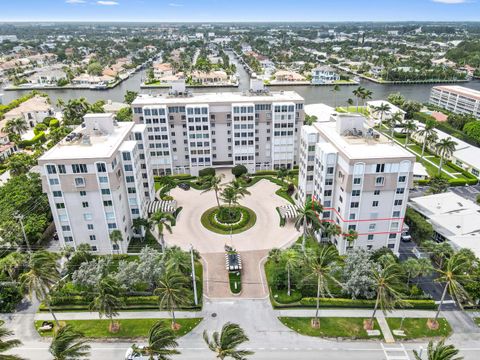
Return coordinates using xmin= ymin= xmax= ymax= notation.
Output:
xmin=274 ymin=308 xmax=437 ymax=318
xmin=34 ymin=310 xmax=202 ymax=321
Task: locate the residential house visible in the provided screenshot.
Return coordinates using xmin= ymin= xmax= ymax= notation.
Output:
xmin=3 ymin=95 xmax=54 ymax=128
xmin=311 ymin=65 xmax=340 ymax=84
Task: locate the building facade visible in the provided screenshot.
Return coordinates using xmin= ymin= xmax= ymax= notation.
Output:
xmin=298 ymin=112 xmax=415 ymax=255
xmin=131 ymin=89 xmax=305 ymax=176
xmin=38 ymin=114 xmax=155 ymax=254
xmin=311 ymin=66 xmax=340 ymax=85
xmin=429 ymin=85 xmax=480 ymax=119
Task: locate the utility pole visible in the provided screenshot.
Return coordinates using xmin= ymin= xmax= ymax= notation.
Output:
xmin=190 ymin=244 xmax=198 ymax=306
xmin=15 ymin=213 xmax=31 ymax=253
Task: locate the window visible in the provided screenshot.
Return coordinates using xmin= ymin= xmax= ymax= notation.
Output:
xmin=348 ymin=224 xmax=357 ymax=231
xmin=353 ymin=177 xmax=361 ymax=185
xmin=46 ymin=165 xmax=56 ymax=174
xmin=391 ymin=222 xmax=399 ymax=231
xmin=352 ymin=190 xmax=361 ymax=196
xmin=392 ymin=211 xmax=401 ymax=217
xmin=389 ymin=233 xmax=397 ymax=239
xmin=394 ymin=199 xmax=403 ymax=206
xmin=398 ymin=176 xmax=406 ymax=182
xmin=369 ymin=223 xmax=376 ymax=231
xmin=58 ymin=165 xmax=66 ymax=174
xmin=53 ymin=191 xmax=62 ymax=197
xmin=388 ymin=244 xmax=395 ymax=249
xmin=59 ymin=215 xmax=68 ymax=222
xmin=108 ymin=223 xmax=117 ymax=229
xmin=75 ymin=177 xmax=85 ymax=187
xmin=91 ymin=246 xmax=98 ymax=252
xmin=122 ymin=152 xmax=131 ymax=161
xmin=72 ymin=164 xmax=87 ymax=174
xmin=99 ymin=176 xmax=108 ymax=183
xmin=103 ymin=200 xmax=113 ymax=207
xmin=349 ymin=213 xmax=356 ymax=220
xmin=87 ymin=224 xmax=94 ymax=230
xmin=56 ymin=203 xmax=65 ymax=209
xmin=64 ymin=236 xmax=73 ymax=242
xmin=374 ymin=190 xmax=381 ymax=195
xmin=83 ymin=213 xmax=92 ymax=221
xmin=396 ymin=188 xmax=405 ymax=194
xmin=80 ymin=191 xmax=87 ymax=196
xmin=372 ymin=201 xmax=379 ymax=207
xmin=101 ymin=189 xmax=111 ymax=195
xmin=61 ymin=225 xmax=70 ymax=231
xmin=82 ymin=201 xmax=89 ymax=208
xmin=49 ymin=178 xmax=59 ymax=185
xmin=350 ymin=202 xmax=359 ymax=208
xmin=124 ymin=165 xmax=133 ymax=171
xmin=326 ymin=167 xmax=334 ymax=174
xmin=96 ymin=163 xmax=107 ymax=172
xmin=375 ymin=176 xmax=385 ymax=186
xmin=375 ymin=163 xmax=385 ymax=173
xmin=368 ymin=234 xmax=374 ymax=241
xmin=89 ymin=235 xmax=96 ymax=241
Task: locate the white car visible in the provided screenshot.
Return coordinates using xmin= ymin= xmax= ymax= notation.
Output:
xmin=125 ymin=345 xmax=147 ymax=360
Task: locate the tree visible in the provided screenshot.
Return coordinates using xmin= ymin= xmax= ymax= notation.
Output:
xmin=164 ymin=246 xmax=192 ymax=275
xmin=403 ymin=119 xmax=417 ymax=148
xmin=294 ymin=199 xmax=323 ymax=251
xmin=2 ymin=117 xmax=28 ymax=136
xmin=124 ymin=90 xmax=138 ymax=105
xmin=432 ymin=252 xmax=472 ymax=326
xmin=48 ymin=126 xmax=71 ymax=145
xmin=115 ymin=107 xmax=132 ymax=122
xmin=331 ymin=84 xmax=340 ymax=108
xmin=149 ymin=211 xmax=176 ymax=249
xmin=343 ymin=229 xmax=358 ymax=250
xmin=463 ymin=121 xmax=480 ymax=143
xmin=386 ymin=112 xmax=403 ymax=144
xmin=231 ymin=164 xmax=248 ymax=178
xmin=0 ymin=322 xmax=23 ymax=360
xmin=89 ymin=276 xmax=125 ymax=331
xmin=373 ymin=103 xmax=391 ymax=129
xmin=360 ymin=89 xmax=373 ymax=106
xmin=109 ymin=229 xmax=123 ymax=253
xmin=347 ymin=98 xmax=354 ymax=107
xmin=7 ymin=153 xmax=35 ymax=176
xmin=202 ymin=174 xmax=225 ymax=209
xmin=203 ymin=322 xmax=253 ymax=360
xmin=276 ymin=167 xmax=289 ymax=183
xmin=0 ymin=252 xmax=26 ymax=281
xmin=423 ymin=240 xmax=454 ymax=269
xmin=141 ymin=321 xmax=180 ymax=360
xmin=341 ymin=249 xmax=377 ymax=300
xmin=368 ymin=260 xmax=405 ymax=328
xmin=87 ymin=62 xmax=103 ymax=76
xmin=416 ymin=119 xmax=437 ymax=161
xmin=281 ymin=247 xmax=301 ymax=297
xmin=303 ymin=245 xmax=340 ymax=326
xmin=402 ymin=258 xmax=422 ymax=285
xmin=220 ymin=186 xmax=240 ymax=209
xmin=21 ymin=251 xmax=60 ymax=327
xmin=352 ymin=86 xmax=365 ymax=111
xmin=229 ymin=180 xmax=251 ymax=204
xmin=49 ymin=324 xmax=90 ymax=360
xmin=321 ymin=222 xmax=341 ymax=244
xmin=427 ymin=176 xmax=449 ymax=195
xmin=58 ymin=98 xmax=90 ymax=125
xmin=413 ymin=339 xmax=463 ymax=360
xmin=304 ymin=114 xmax=318 ymax=125
xmin=154 ymin=270 xmax=190 ymax=328
xmin=132 ymin=217 xmax=150 ymax=240
xmin=435 ymin=137 xmax=457 ymax=176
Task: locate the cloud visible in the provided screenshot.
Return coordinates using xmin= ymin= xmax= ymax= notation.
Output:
xmin=169 ymin=2 xmax=183 ymax=6
xmin=65 ymin=0 xmax=86 ymax=3
xmin=432 ymin=0 xmax=468 ymax=3
xmin=97 ymin=1 xmax=119 ymax=5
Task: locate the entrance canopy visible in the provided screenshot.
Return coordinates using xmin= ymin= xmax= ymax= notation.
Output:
xmin=146 ymin=200 xmax=177 ymax=214
xmin=278 ymin=205 xmax=298 ymax=220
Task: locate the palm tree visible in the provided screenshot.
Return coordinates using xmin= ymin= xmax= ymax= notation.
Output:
xmin=294 ymin=199 xmax=323 ymax=251
xmin=141 ymin=321 xmax=180 ymax=360
xmin=435 ymin=137 xmax=457 ymax=176
xmin=281 ymin=247 xmax=301 ymax=297
xmin=220 ymin=186 xmax=240 ymax=209
xmin=352 ymin=86 xmax=365 ymax=112
xmin=132 ymin=217 xmax=150 ymax=240
xmin=230 ymin=179 xmax=251 ymax=204
xmin=368 ymin=260 xmax=405 ymax=328
xmin=386 ymin=112 xmax=404 ymax=144
xmin=331 ymin=84 xmax=340 ymax=108
xmin=154 ymin=270 xmax=190 ymax=328
xmin=202 ymin=174 xmax=225 ymax=209
xmin=320 ymin=222 xmax=341 ymax=244
xmin=403 ymin=119 xmax=417 ymax=148
xmin=164 ymin=246 xmax=192 ymax=275
xmin=360 ymin=89 xmax=373 ymax=107
xmin=373 ymin=103 xmax=391 ymax=129
xmin=347 ymin=98 xmax=354 ymax=108
xmin=343 ymin=229 xmax=358 ymax=250
xmin=303 ymin=245 xmax=340 ymax=326
xmin=149 ymin=211 xmax=176 ymax=250
xmin=431 ymin=253 xmax=471 ymax=326
xmin=2 ymin=117 xmax=28 ymax=136
xmin=21 ymin=251 xmax=60 ymax=327
xmin=276 ymin=167 xmax=289 ymax=184
xmin=0 ymin=252 xmax=26 ymax=281
xmin=203 ymin=322 xmax=253 ymax=360
xmin=415 ymin=119 xmax=437 ymax=161
xmin=109 ymin=229 xmax=123 ymax=253
xmin=0 ymin=323 xmax=23 ymax=360
xmin=49 ymin=324 xmax=90 ymax=360
xmin=89 ymin=277 xmax=125 ymax=331
xmin=413 ymin=339 xmax=462 ymax=360
xmin=7 ymin=153 xmax=35 ymax=176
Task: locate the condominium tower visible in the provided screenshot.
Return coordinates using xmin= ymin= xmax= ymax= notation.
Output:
xmin=429 ymin=85 xmax=480 ymax=118
xmin=298 ymin=111 xmax=415 ymax=255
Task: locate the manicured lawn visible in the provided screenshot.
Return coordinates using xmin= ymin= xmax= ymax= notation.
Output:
xmin=229 ymin=271 xmax=242 ymax=294
xmin=474 ymin=318 xmax=480 ymax=326
xmin=35 ymin=318 xmax=202 ymax=339
xmin=386 ymin=318 xmax=452 ymax=340
xmin=272 ymin=289 xmax=303 ymax=304
xmin=127 ymin=231 xmax=162 ymax=253
xmin=336 ymin=106 xmax=370 ymax=116
xmin=279 ymin=317 xmax=382 ymax=339
xmin=200 ymin=206 xmax=257 ymax=235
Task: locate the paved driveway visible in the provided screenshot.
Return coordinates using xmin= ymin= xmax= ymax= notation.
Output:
xmin=165 ymin=178 xmax=299 ymax=254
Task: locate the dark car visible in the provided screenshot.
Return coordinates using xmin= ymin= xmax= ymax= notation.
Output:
xmin=178 ymin=182 xmax=190 ymax=191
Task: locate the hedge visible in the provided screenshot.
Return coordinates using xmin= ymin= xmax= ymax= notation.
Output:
xmin=298 ymin=297 xmax=436 ymax=310
xmin=198 ymin=168 xmax=215 ymax=177
xmin=232 ymin=164 xmax=248 ymax=177
xmin=49 ymin=118 xmax=60 ymax=128
xmin=208 ymin=207 xmax=252 ymax=231
xmin=18 ymin=131 xmax=46 ymax=148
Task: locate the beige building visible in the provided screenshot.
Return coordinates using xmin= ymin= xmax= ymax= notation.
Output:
xmin=429 ymin=85 xmax=480 ymax=119
xmin=3 ymin=95 xmax=54 ymax=128
xmin=298 ymin=110 xmax=415 ymax=255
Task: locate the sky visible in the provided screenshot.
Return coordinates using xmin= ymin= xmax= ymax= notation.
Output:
xmin=0 ymin=0 xmax=479 ymax=22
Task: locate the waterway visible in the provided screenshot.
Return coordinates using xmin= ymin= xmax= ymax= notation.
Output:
xmin=2 ymin=53 xmax=480 ymax=107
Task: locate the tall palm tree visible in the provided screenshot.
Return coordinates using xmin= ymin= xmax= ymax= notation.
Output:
xmin=202 ymin=174 xmax=225 ymax=209
xmin=360 ymin=89 xmax=373 ymax=107
xmin=230 ymin=179 xmax=251 ymax=204
xmin=109 ymin=229 xmax=123 ymax=253
xmin=294 ymin=199 xmax=323 ymax=251
xmin=303 ymin=245 xmax=340 ymax=326
xmin=149 ymin=211 xmax=176 ymax=250
xmin=141 ymin=321 xmax=180 ymax=360
xmin=432 ymin=253 xmax=471 ymax=326
xmin=343 ymin=229 xmax=359 ymax=251
xmin=281 ymin=247 xmax=301 ymax=296
xmin=203 ymin=322 xmax=254 ymax=360
xmin=415 ymin=119 xmax=437 ymax=161
xmin=131 ymin=217 xmax=150 ymax=240
xmin=413 ymin=339 xmax=463 ymax=360
xmin=373 ymin=103 xmax=391 ymax=129
xmin=21 ymin=251 xmax=60 ymax=327
xmin=386 ymin=112 xmax=404 ymax=144
xmin=435 ymin=137 xmax=457 ymax=176
xmin=154 ymin=270 xmax=190 ymax=328
xmin=321 ymin=222 xmax=341 ymax=244
xmin=2 ymin=117 xmax=28 ymax=136
xmin=368 ymin=260 xmax=405 ymax=328
xmin=0 ymin=252 xmax=26 ymax=281
xmin=49 ymin=325 xmax=90 ymax=360
xmin=220 ymin=186 xmax=240 ymax=209
xmin=0 ymin=323 xmax=23 ymax=360
xmin=89 ymin=276 xmax=125 ymax=330
xmin=352 ymin=86 xmax=365 ymax=112
xmin=164 ymin=246 xmax=192 ymax=275
xmin=276 ymin=167 xmax=289 ymax=184
xmin=403 ymin=119 xmax=417 ymax=148
xmin=331 ymin=84 xmax=340 ymax=108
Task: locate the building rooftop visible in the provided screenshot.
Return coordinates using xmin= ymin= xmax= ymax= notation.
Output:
xmin=132 ymin=90 xmax=304 ymax=106
xmin=433 ymin=85 xmax=480 ymax=101
xmin=4 ymin=95 xmax=52 ymax=118
xmin=305 ymin=103 xmax=335 ymax=123
xmin=39 ymin=114 xmax=134 ymax=161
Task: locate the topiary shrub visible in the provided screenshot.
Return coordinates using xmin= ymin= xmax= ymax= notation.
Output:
xmin=198 ymin=167 xmax=215 ymax=178
xmin=232 ymin=164 xmax=248 ymax=178
xmin=49 ymin=118 xmax=60 ymax=128
xmin=33 ymin=123 xmax=47 ymax=135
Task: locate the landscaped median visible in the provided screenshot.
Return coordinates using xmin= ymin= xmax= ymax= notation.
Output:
xmin=201 ymin=206 xmax=256 ymax=235
xmin=35 ymin=318 xmax=202 ymax=339
xmin=386 ymin=318 xmax=451 ymax=340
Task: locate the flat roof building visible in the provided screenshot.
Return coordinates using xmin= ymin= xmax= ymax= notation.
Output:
xmin=429 ymin=85 xmax=480 ymax=119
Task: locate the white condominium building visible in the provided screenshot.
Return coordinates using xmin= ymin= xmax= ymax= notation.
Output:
xmin=131 ymin=88 xmax=305 ymax=176
xmin=298 ymin=111 xmax=415 ymax=255
xmin=38 ymin=114 xmax=155 ymax=254
xmin=429 ymin=85 xmax=480 ymax=119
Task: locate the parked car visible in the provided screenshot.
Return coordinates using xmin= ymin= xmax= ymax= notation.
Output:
xmin=401 ymin=232 xmax=412 ymax=242
xmin=178 ymin=182 xmax=190 ymax=190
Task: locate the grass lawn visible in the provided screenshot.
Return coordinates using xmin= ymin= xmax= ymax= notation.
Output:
xmin=35 ymin=318 xmax=202 ymax=339
xmin=200 ymin=206 xmax=257 ymax=235
xmin=272 ymin=289 xmax=303 ymax=304
xmin=335 ymin=106 xmax=370 ymax=116
xmin=386 ymin=318 xmax=452 ymax=340
xmin=474 ymin=318 xmax=480 ymax=326
xmin=127 ymin=231 xmax=162 ymax=253
xmin=229 ymin=271 xmax=242 ymax=294
xmin=279 ymin=317 xmax=382 ymax=339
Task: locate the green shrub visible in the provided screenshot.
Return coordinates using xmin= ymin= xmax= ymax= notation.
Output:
xmin=198 ymin=168 xmax=215 ymax=178
xmin=232 ymin=164 xmax=248 ymax=178
xmin=448 ymin=178 xmax=467 ymax=186
xmin=298 ymin=297 xmax=435 ymax=309
xmin=252 ymin=170 xmax=278 ymax=176
xmin=18 ymin=131 xmax=46 ymax=148
xmin=33 ymin=123 xmax=47 ymax=135
xmin=0 ymin=284 xmax=22 ymax=313
xmin=405 ymin=208 xmax=433 ymax=242
xmin=207 ymin=207 xmax=252 ymax=231
xmin=49 ymin=118 xmax=60 ymax=128
xmin=415 ymin=179 xmax=430 ymax=185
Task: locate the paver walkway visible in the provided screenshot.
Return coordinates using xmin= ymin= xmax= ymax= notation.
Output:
xmin=377 ymin=315 xmax=395 ymax=343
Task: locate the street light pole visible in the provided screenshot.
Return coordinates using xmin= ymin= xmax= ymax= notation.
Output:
xmin=190 ymin=244 xmax=198 ymax=306
xmin=15 ymin=213 xmax=31 ymax=253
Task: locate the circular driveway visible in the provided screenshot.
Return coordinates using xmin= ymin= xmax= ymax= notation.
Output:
xmin=165 ymin=178 xmax=300 ymax=254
